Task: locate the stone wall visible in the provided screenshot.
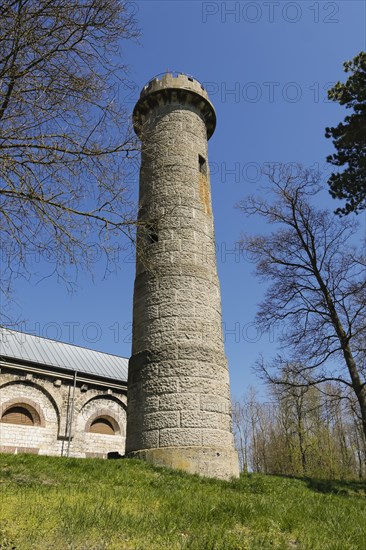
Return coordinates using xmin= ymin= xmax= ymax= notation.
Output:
xmin=0 ymin=366 xmax=127 ymax=458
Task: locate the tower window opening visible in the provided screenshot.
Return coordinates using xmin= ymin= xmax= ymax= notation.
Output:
xmin=146 ymin=220 xmax=158 ymax=245
xmin=199 ymin=155 xmax=207 ymax=176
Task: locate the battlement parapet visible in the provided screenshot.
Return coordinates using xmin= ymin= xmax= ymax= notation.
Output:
xmin=133 ymin=72 xmax=216 ymax=139
xmin=140 ymin=72 xmax=209 ymax=99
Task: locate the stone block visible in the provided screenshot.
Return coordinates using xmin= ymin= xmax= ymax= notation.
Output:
xmin=144 ymin=411 xmax=179 ymax=431
xmin=158 ymin=393 xmax=200 ymax=411
xmin=159 ymin=428 xmax=202 ymax=447
xmin=180 ymin=411 xmax=226 ymax=430
xmin=202 ymin=429 xmax=235 ymax=448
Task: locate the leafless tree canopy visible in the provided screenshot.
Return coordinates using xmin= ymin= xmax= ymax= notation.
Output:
xmin=237 ymin=164 xmax=366 ymax=440
xmin=0 ymin=0 xmax=140 ymax=321
xmin=233 ymin=384 xmax=366 ymax=480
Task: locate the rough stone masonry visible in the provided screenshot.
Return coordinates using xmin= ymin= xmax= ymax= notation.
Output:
xmin=125 ymin=73 xmax=239 ymax=480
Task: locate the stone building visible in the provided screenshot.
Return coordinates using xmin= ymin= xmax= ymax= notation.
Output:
xmin=0 ymin=328 xmax=127 ymax=458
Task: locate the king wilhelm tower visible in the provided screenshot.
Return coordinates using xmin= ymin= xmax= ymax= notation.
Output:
xmin=125 ymin=73 xmax=239 ymax=480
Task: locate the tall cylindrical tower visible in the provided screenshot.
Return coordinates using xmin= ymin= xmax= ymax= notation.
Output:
xmin=126 ymin=73 xmax=239 ymax=480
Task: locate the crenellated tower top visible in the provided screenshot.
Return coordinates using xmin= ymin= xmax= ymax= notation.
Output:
xmin=132 ymin=72 xmax=216 ymax=139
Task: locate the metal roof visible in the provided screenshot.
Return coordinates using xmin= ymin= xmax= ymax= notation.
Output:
xmin=0 ymin=328 xmax=128 ymax=383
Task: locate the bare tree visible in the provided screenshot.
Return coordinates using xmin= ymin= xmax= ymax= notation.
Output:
xmin=0 ymin=0 xmax=140 ymax=322
xmin=234 ymin=382 xmax=365 ymax=479
xmin=232 ymin=399 xmax=250 ymax=473
xmin=237 ymin=164 xmax=366 ymax=444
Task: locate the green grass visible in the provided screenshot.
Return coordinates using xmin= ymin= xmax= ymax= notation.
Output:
xmin=0 ymin=454 xmax=365 ymax=549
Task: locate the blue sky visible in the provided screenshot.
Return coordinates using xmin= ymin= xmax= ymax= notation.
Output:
xmin=10 ymin=1 xmax=366 ymax=399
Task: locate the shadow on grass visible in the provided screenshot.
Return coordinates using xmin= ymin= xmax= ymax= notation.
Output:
xmin=282 ymin=474 xmax=366 ymax=497
xmin=304 ymin=477 xmax=366 ymax=497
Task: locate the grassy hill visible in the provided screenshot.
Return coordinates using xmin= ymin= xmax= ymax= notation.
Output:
xmin=0 ymin=454 xmax=365 ymax=549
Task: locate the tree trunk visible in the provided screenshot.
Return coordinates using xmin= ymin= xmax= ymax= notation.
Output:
xmin=312 ymin=264 xmax=366 ymax=447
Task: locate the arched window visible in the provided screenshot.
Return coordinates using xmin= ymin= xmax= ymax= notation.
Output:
xmin=89 ymin=416 xmax=116 ymax=435
xmin=1 ymin=404 xmax=40 ymax=426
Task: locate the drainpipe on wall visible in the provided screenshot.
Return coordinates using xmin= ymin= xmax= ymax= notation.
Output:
xmin=66 ymin=370 xmax=77 ymax=458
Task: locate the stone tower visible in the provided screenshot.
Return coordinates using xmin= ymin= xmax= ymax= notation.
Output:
xmin=126 ymin=73 xmax=239 ymax=480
